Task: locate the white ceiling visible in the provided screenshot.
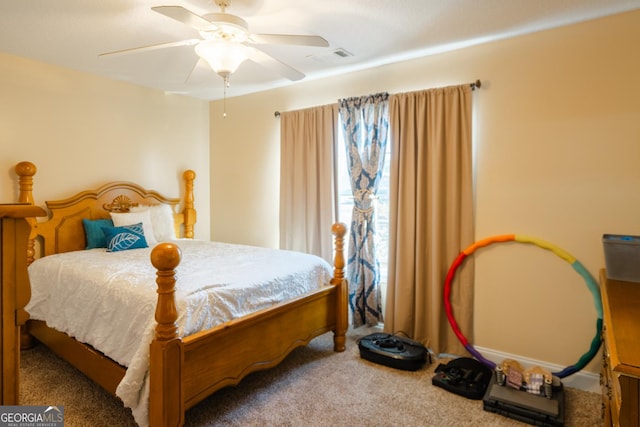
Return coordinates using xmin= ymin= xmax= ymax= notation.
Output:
xmin=1 ymin=0 xmax=639 ymax=101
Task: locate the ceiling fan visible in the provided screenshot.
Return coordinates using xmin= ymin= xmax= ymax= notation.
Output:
xmin=100 ymin=1 xmax=329 ymax=86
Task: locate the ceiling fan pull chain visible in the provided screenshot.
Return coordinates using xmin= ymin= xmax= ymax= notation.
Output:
xmin=223 ymin=75 xmax=229 ymax=118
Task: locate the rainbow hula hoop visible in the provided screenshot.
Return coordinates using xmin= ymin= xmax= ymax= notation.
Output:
xmin=444 ymin=234 xmax=603 ymax=378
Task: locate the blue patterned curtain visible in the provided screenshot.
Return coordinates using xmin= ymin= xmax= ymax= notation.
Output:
xmin=338 ymin=92 xmax=389 ymax=327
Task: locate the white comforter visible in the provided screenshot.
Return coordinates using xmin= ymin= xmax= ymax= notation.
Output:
xmin=26 ymin=239 xmax=332 ymax=426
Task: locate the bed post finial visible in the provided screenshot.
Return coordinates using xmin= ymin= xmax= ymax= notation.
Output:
xmin=149 ymin=242 xmax=184 ymax=427
xmin=331 ymin=222 xmax=348 ymax=352
xmin=183 ymin=169 xmax=196 ymax=239
xmin=15 ymin=161 xmax=37 ymax=204
xmin=331 ymin=222 xmax=347 ymax=284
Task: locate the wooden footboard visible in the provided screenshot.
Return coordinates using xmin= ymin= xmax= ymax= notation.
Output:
xmin=181 ymin=288 xmax=338 ymax=408
xmin=148 ymin=225 xmax=347 ymax=426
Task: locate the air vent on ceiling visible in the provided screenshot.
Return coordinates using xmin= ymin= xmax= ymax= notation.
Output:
xmin=331 ymin=48 xmax=353 ymax=58
xmin=306 ymin=48 xmax=354 ymax=63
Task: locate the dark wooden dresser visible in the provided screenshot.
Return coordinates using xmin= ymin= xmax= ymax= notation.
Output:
xmin=600 ymin=269 xmax=640 ymax=426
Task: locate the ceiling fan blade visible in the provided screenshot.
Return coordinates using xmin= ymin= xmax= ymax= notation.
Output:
xmin=250 ymin=34 xmax=329 ymax=47
xmin=99 ymin=39 xmax=201 ymax=57
xmin=184 ymin=56 xmax=206 ymax=84
xmin=151 ymin=5 xmax=217 ymax=32
xmin=245 ymin=47 xmax=305 ymax=81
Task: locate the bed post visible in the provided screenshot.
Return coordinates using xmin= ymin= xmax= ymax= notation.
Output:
xmin=14 ymin=162 xmax=38 ymax=264
xmin=149 ymin=243 xmax=184 ymax=427
xmin=331 ymin=223 xmax=347 ymax=352
xmin=182 ymin=170 xmax=196 ymax=239
xmin=14 ymin=162 xmax=40 ymax=350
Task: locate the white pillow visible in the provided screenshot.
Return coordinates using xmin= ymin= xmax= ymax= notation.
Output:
xmin=110 ymin=210 xmax=157 ymax=245
xmin=129 ymin=204 xmax=176 ymax=242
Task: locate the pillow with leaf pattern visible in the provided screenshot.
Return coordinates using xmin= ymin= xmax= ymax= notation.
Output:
xmin=111 ymin=210 xmax=157 ymax=245
xmin=102 ymin=223 xmax=148 ymax=252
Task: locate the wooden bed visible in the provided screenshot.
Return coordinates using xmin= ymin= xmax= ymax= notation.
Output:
xmin=13 ymin=161 xmax=348 ymax=427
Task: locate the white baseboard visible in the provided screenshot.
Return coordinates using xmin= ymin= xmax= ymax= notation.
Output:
xmin=473 ymin=346 xmax=601 ymax=394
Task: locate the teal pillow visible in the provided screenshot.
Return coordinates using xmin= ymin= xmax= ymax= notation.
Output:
xmin=102 ymin=223 xmax=148 ymax=252
xmin=82 ymin=218 xmax=114 ymax=249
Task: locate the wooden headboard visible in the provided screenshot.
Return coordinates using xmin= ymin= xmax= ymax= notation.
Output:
xmin=14 ymin=161 xmax=196 ymax=256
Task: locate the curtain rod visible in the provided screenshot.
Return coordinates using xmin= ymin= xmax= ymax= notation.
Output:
xmin=274 ymin=79 xmax=482 ymax=118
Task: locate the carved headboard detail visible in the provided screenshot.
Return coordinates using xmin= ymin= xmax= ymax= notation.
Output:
xmin=102 ymin=195 xmax=139 ymax=213
xmin=14 ymin=162 xmax=196 ymax=257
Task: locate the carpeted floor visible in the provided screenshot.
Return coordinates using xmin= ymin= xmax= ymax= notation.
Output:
xmin=20 ymin=327 xmax=603 ymax=426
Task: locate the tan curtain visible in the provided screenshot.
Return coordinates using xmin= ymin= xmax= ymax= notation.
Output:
xmin=385 ymin=84 xmax=474 ymax=356
xmin=279 ymin=104 xmax=338 ymax=263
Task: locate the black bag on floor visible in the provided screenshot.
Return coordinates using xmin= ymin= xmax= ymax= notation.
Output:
xmin=432 ymin=357 xmax=492 ymax=400
xmin=358 ymin=332 xmax=430 ymax=371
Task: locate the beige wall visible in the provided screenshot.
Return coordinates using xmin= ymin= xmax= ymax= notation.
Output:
xmin=1 ymin=53 xmax=211 ymax=238
xmin=211 ymin=10 xmax=640 ymax=373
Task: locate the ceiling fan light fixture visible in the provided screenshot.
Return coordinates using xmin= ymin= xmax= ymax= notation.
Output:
xmin=195 ymin=41 xmax=249 ymax=77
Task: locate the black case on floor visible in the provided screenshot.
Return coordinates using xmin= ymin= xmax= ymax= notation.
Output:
xmin=358 ymin=333 xmax=429 ymax=371
xmin=483 ymin=372 xmax=565 ymax=427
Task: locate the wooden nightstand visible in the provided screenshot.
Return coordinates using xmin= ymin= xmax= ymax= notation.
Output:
xmin=600 ymin=269 xmax=640 ymax=426
xmin=1 ymin=204 xmax=45 ymax=404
